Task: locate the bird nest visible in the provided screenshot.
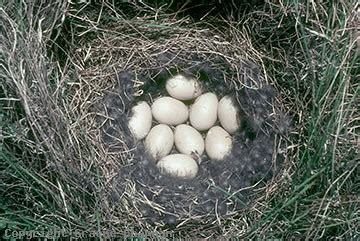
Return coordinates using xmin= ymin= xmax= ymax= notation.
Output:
xmin=3 ymin=4 xmax=292 ymax=237
xmin=75 ymin=16 xmax=290 ymax=230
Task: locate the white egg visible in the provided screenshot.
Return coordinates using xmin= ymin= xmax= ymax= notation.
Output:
xmin=205 ymin=126 xmax=232 ymax=161
xmin=218 ymin=95 xmax=240 ymax=134
xmin=189 ymin=92 xmax=218 ymax=131
xmin=157 ymin=154 xmax=198 ymax=179
xmin=145 ymin=124 xmax=174 ymax=161
xmin=151 ymin=97 xmax=189 ymax=125
xmin=128 ymin=101 xmax=152 ymax=140
xmin=174 ymin=124 xmax=204 ymax=157
xmin=166 ymin=74 xmax=202 ymax=100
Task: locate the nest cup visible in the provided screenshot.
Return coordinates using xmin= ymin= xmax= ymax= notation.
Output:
xmin=76 ymin=16 xmax=291 ymax=232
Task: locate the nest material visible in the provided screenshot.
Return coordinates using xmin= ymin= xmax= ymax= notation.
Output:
xmin=72 ymin=15 xmax=291 ymax=231
xmin=2 ymin=3 xmax=291 ymax=237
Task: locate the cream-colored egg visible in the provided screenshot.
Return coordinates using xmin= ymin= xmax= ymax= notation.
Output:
xmin=205 ymin=126 xmax=232 ymax=161
xmin=145 ymin=124 xmax=174 ymax=161
xmin=152 ymin=97 xmax=189 ymax=125
xmin=174 ymin=124 xmax=204 ymax=156
xmin=128 ymin=101 xmax=152 ymax=140
xmin=189 ymin=93 xmax=218 ymax=131
xmin=218 ymin=95 xmax=240 ymax=134
xmin=157 ymin=154 xmax=198 ymax=179
xmin=166 ymin=74 xmax=202 ymax=100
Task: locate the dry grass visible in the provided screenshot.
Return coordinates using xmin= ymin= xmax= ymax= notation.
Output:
xmin=1 ymin=0 xmax=359 ymax=239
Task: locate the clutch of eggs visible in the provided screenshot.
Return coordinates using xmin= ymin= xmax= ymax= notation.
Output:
xmin=127 ymin=74 xmax=241 ymax=179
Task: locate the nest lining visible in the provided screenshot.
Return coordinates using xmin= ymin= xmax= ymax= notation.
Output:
xmin=100 ymin=65 xmax=282 ymax=226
